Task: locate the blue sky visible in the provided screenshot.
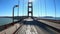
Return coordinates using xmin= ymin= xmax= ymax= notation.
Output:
xmin=0 ymin=0 xmax=60 ymax=17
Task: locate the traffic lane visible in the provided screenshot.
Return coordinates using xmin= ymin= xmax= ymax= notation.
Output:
xmin=23 ymin=20 xmax=60 ymax=34
xmin=26 ymin=25 xmax=38 ymax=34
xmin=15 ymin=25 xmax=26 ymax=34
xmin=35 ymin=25 xmax=59 ymax=34
xmin=34 ymin=21 xmax=59 ymax=34
xmin=15 ymin=24 xmax=38 ymax=34
xmin=15 ymin=20 xmax=60 ymax=34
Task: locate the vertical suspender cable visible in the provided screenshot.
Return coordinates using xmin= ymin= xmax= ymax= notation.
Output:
xmin=53 ymin=0 xmax=57 ymax=20
xmin=44 ymin=0 xmax=47 ymax=16
xmin=18 ymin=0 xmax=19 ymax=16
xmin=22 ymin=0 xmax=23 ymax=16
xmin=23 ymin=0 xmax=24 ymax=16
xmin=22 ymin=0 xmax=24 ymax=16
xmin=38 ymin=0 xmax=39 ymax=17
xmin=39 ymin=0 xmax=42 ymax=17
xmin=40 ymin=0 xmax=42 ymax=17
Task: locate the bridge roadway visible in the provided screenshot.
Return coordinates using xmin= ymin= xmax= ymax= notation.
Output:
xmin=15 ymin=17 xmax=60 ymax=34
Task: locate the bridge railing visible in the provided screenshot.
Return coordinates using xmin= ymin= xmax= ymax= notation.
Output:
xmin=0 ymin=20 xmax=21 ymax=34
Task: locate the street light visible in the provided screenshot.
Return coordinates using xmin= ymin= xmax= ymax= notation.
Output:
xmin=13 ymin=5 xmax=19 ymax=23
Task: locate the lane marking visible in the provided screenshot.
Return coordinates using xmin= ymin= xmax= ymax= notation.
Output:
xmin=31 ymin=25 xmax=38 ymax=34
xmin=24 ymin=18 xmax=33 ymax=21
xmin=26 ymin=25 xmax=31 ymax=34
xmin=26 ymin=25 xmax=38 ymax=34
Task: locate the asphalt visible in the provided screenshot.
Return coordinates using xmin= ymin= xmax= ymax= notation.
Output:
xmin=15 ymin=18 xmax=60 ymax=34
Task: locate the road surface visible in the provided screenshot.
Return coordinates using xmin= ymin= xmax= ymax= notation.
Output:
xmin=15 ymin=18 xmax=60 ymax=34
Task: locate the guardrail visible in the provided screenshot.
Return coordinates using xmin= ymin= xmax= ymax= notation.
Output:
xmin=0 ymin=17 xmax=24 ymax=34
xmin=0 ymin=20 xmax=22 ymax=34
xmin=0 ymin=23 xmax=21 ymax=34
xmin=38 ymin=20 xmax=60 ymax=33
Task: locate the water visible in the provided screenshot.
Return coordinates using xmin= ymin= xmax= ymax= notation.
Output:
xmin=0 ymin=18 xmax=18 ymax=26
xmin=42 ymin=17 xmax=60 ymax=20
xmin=0 ymin=17 xmax=60 ymax=26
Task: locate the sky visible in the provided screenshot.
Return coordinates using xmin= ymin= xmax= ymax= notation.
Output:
xmin=0 ymin=0 xmax=60 ymax=17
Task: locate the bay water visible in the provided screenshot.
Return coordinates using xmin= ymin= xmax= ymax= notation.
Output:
xmin=0 ymin=18 xmax=18 ymax=26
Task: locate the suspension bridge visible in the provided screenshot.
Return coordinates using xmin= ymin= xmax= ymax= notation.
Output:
xmin=0 ymin=0 xmax=60 ymax=34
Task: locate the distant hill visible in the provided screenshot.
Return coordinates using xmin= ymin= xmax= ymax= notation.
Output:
xmin=42 ymin=16 xmax=54 ymax=18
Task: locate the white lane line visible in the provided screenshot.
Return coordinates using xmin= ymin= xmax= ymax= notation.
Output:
xmin=31 ymin=25 xmax=38 ymax=34
xmin=26 ymin=25 xmax=31 ymax=34
xmin=24 ymin=18 xmax=33 ymax=21
xmin=26 ymin=25 xmax=38 ymax=34
xmin=18 ymin=25 xmax=26 ymax=34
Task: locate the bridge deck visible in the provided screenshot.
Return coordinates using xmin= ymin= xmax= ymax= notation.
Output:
xmin=15 ymin=18 xmax=60 ymax=34
xmin=38 ymin=20 xmax=60 ymax=30
xmin=0 ymin=18 xmax=60 ymax=34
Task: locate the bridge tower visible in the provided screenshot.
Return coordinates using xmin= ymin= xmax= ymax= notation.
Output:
xmin=28 ymin=0 xmax=33 ymax=17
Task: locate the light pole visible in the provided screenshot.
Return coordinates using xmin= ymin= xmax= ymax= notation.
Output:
xmin=13 ymin=5 xmax=19 ymax=23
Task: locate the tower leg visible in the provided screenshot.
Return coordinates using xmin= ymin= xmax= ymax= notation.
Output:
xmin=28 ymin=2 xmax=33 ymax=17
